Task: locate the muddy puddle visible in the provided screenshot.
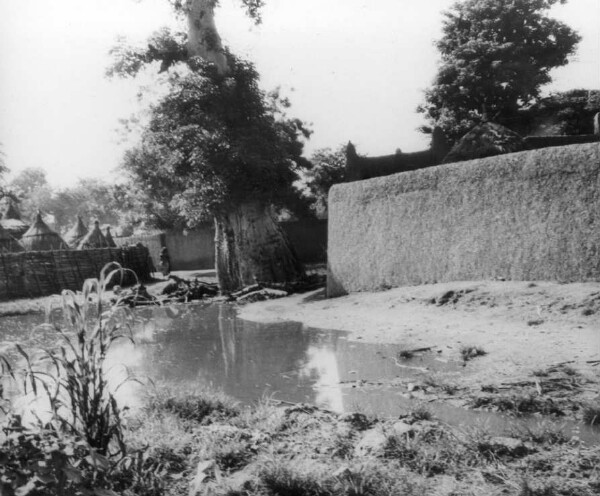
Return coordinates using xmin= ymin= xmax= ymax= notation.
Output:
xmin=1 ymin=303 xmax=598 ymax=444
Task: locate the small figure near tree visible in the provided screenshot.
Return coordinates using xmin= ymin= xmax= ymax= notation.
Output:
xmin=159 ymin=246 xmax=171 ymax=278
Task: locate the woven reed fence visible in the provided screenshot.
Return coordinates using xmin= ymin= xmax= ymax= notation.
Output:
xmin=0 ymin=245 xmax=153 ymax=300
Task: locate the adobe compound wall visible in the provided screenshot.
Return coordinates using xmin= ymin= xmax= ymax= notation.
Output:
xmin=117 ymin=219 xmax=328 ymax=271
xmin=327 ymin=143 xmax=600 ymax=296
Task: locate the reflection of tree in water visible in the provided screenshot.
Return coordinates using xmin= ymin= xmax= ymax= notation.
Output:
xmin=130 ymin=305 xmax=319 ymax=403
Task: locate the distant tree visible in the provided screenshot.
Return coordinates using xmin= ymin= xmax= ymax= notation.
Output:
xmin=46 ymin=180 xmax=128 ymax=233
xmin=297 ymin=146 xmax=346 ymax=218
xmin=0 ymin=144 xmax=10 ymax=200
xmin=418 ymin=0 xmax=581 ymax=142
xmin=6 ymin=172 xmax=136 ymax=233
xmin=6 ymin=168 xmax=53 ymax=222
xmin=111 ymin=0 xmax=310 ymax=291
xmin=0 ymin=144 xmax=7 ymax=176
xmin=9 ymin=167 xmax=48 ymax=196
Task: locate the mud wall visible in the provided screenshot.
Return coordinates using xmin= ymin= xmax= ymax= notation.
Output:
xmin=117 ymin=219 xmax=328 ymax=271
xmin=327 ymin=143 xmax=600 ymax=296
xmin=0 ymin=246 xmax=153 ymax=300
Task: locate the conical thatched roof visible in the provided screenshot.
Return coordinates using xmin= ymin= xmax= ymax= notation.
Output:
xmin=104 ymin=226 xmax=117 ymax=248
xmin=0 ymin=201 xmax=29 ymax=239
xmin=78 ymin=220 xmax=109 ymax=249
xmin=65 ymin=216 xmax=89 ymax=248
xmin=21 ymin=211 xmax=69 ymax=251
xmin=3 ymin=201 xmax=22 ymax=220
xmin=443 ymin=122 xmax=525 ymax=164
xmin=0 ymin=223 xmax=25 ymax=253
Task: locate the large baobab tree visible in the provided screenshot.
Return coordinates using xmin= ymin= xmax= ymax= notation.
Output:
xmin=112 ymin=0 xmax=309 ymax=291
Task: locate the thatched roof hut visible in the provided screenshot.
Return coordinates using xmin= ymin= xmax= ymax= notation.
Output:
xmin=0 ymin=223 xmax=25 ymax=253
xmin=21 ymin=211 xmax=69 ymax=251
xmin=0 ymin=201 xmax=29 ymax=239
xmin=65 ymin=216 xmax=89 ymax=248
xmin=78 ymin=220 xmax=109 ymax=249
xmin=104 ymin=226 xmax=117 ymax=248
xmin=443 ymin=122 xmax=525 ymax=164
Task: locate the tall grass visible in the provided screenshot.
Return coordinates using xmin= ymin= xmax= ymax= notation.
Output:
xmin=18 ymin=263 xmax=138 ymax=456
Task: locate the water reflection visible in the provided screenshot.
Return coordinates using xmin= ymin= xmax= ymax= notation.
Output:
xmin=1 ymin=303 xmax=598 ymax=444
xmin=120 ymin=304 xmax=460 ymax=412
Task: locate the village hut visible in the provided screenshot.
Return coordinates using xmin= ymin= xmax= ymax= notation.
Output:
xmin=104 ymin=226 xmax=117 ymax=248
xmin=20 ymin=211 xmax=69 ymax=251
xmin=78 ymin=220 xmax=109 ymax=249
xmin=0 ymin=223 xmax=25 ymax=253
xmin=65 ymin=216 xmax=89 ymax=248
xmin=443 ymin=122 xmax=525 ymax=164
xmin=0 ymin=201 xmax=29 ymax=239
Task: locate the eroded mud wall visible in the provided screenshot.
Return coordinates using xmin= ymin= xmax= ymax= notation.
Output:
xmin=327 ymin=143 xmax=600 ymax=296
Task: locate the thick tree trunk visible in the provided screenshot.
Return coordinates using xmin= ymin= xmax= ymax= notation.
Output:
xmin=186 ymin=0 xmax=229 ymax=74
xmin=214 ymin=202 xmax=305 ymax=292
xmin=186 ymin=0 xmax=305 ymax=291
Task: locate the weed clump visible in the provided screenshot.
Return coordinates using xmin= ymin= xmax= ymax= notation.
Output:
xmin=398 ymin=349 xmax=415 ymax=359
xmin=470 ymin=393 xmax=565 ymax=417
xmin=149 ymin=391 xmax=240 ymax=424
xmin=409 ymin=407 xmax=433 ymax=422
xmin=18 ymin=263 xmax=137 ymax=456
xmin=460 ymin=345 xmax=487 ymax=362
xmin=582 ymin=403 xmax=600 ymax=426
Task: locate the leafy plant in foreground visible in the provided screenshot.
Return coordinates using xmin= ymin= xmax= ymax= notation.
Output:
xmin=18 ymin=263 xmax=138 ymax=457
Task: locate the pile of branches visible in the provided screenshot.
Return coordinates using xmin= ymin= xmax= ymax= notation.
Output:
xmin=230 ymin=273 xmax=326 ymax=304
xmin=160 ymin=275 xmax=219 ymax=303
xmin=113 ymin=273 xmax=326 ymax=307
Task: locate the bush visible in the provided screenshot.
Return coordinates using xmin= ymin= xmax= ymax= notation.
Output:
xmin=18 ymin=263 xmax=137 ymax=456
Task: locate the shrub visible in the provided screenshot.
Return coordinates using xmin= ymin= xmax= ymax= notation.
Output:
xmin=17 ymin=263 xmax=137 ymax=456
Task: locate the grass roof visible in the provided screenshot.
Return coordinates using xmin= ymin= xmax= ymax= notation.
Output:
xmin=443 ymin=122 xmax=525 ymax=164
xmin=78 ymin=220 xmax=109 ymax=249
xmin=104 ymin=226 xmax=117 ymax=248
xmin=21 ymin=211 xmax=69 ymax=251
xmin=65 ymin=216 xmax=89 ymax=248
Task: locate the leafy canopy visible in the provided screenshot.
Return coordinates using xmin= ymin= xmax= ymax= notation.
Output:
xmin=418 ymin=0 xmax=581 ymax=141
xmin=296 ymin=146 xmax=346 ymax=218
xmin=122 ymin=55 xmax=311 ymax=226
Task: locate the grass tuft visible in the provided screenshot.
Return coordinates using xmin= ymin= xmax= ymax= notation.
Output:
xmin=460 ymin=345 xmax=488 ymax=362
xmin=582 ymin=403 xmax=600 ymax=426
xmin=146 ymin=388 xmax=240 ymax=424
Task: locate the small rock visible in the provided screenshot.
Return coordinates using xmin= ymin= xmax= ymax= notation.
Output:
xmin=391 ymin=421 xmax=414 ymax=436
xmin=354 ymin=428 xmax=387 ymax=457
xmin=190 ymin=460 xmax=218 ymax=495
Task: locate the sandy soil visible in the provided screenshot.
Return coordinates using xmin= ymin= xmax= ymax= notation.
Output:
xmin=239 ymin=281 xmax=600 ymax=390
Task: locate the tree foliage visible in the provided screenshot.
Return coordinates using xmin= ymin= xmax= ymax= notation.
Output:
xmin=418 ymin=0 xmax=581 ymax=142
xmin=167 ymin=0 xmax=265 ymax=23
xmin=121 ymin=55 xmax=311 ymax=228
xmin=297 ymin=146 xmax=346 ymax=218
xmin=5 ymin=170 xmax=138 ymax=234
xmin=514 ymin=89 xmax=600 ymax=136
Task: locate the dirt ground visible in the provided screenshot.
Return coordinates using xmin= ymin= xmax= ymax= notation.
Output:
xmin=239 ymin=280 xmax=600 ymax=402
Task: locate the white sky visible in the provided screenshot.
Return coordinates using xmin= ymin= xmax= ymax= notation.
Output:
xmin=0 ymin=0 xmax=598 ymax=187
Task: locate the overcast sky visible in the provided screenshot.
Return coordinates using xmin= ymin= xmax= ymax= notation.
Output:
xmin=0 ymin=0 xmax=598 ymax=187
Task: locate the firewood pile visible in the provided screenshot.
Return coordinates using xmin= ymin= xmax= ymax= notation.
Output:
xmin=113 ymin=273 xmax=326 ymax=307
